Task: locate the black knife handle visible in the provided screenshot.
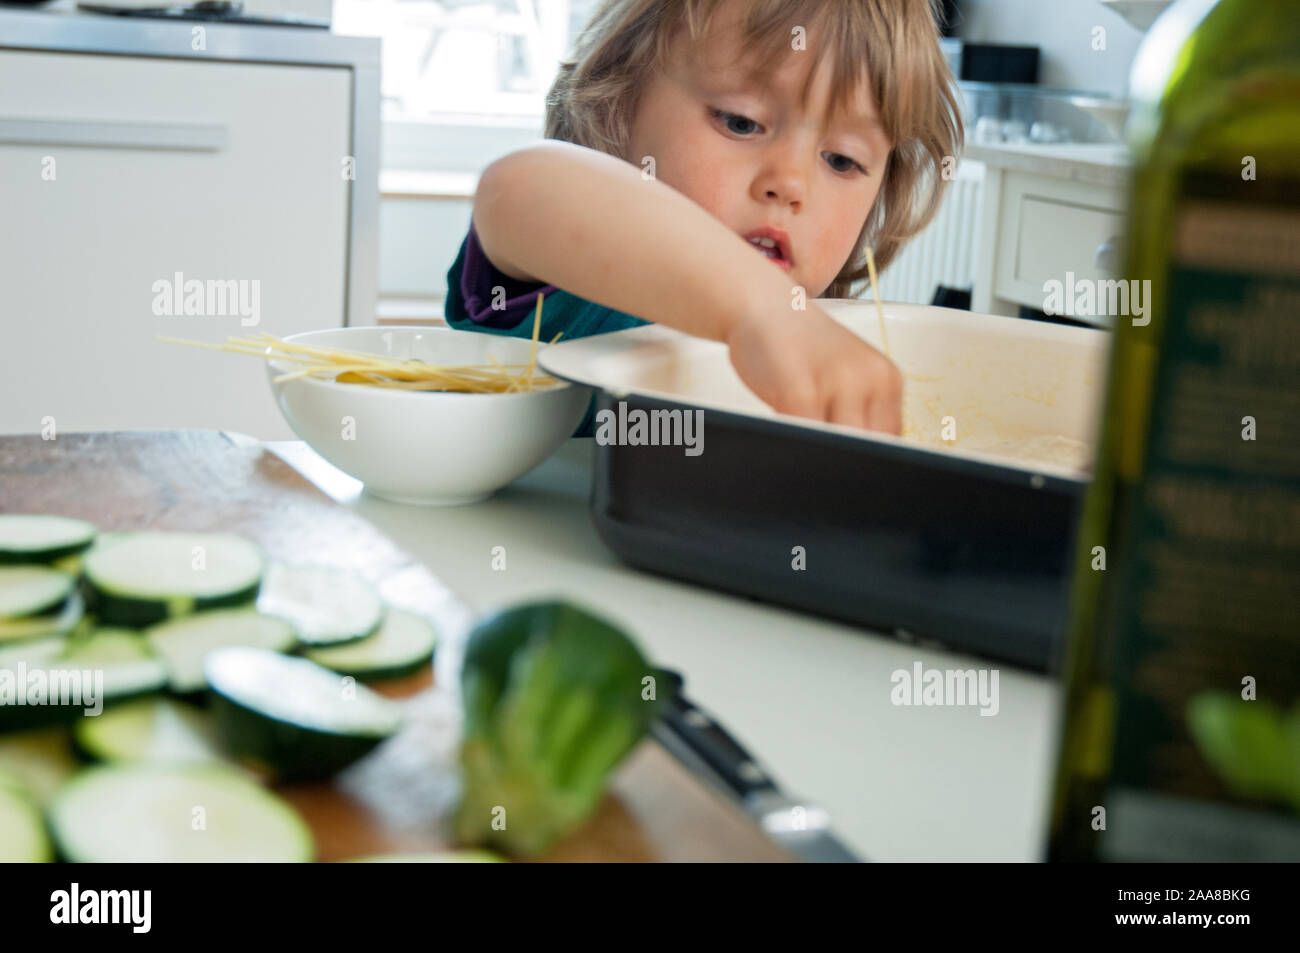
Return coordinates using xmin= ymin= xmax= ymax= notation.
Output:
xmin=657 ymin=668 xmax=779 ymax=799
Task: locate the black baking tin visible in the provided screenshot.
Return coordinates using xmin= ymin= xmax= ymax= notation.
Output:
xmin=585 ymin=390 xmax=1085 ymax=672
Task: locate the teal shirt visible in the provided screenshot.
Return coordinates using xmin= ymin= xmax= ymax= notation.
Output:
xmin=443 ymin=225 xmax=649 ymax=437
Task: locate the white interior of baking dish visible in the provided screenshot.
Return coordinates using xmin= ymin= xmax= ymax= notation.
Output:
xmin=539 ymin=300 xmax=1112 ymax=478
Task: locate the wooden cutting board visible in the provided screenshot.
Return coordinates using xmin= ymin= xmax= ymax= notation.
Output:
xmin=0 ymin=430 xmax=790 ymax=862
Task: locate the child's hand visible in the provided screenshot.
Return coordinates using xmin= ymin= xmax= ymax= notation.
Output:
xmin=725 ymin=303 xmax=903 ymax=434
xmin=472 ymin=142 xmax=902 ymax=432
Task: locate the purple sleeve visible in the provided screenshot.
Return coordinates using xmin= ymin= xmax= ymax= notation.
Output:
xmin=455 ymin=224 xmax=558 ymax=330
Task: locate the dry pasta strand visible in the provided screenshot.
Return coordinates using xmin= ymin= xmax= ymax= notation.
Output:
xmin=527 ymin=293 xmax=544 ymax=390
xmin=864 ymin=247 xmax=891 ymax=359
xmin=156 ymin=301 xmax=560 ymax=394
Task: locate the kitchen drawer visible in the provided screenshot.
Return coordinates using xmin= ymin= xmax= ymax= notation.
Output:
xmin=0 ymin=49 xmax=352 ymax=438
xmin=992 ymin=171 xmax=1125 ymax=320
xmin=1015 ymin=198 xmax=1124 ymax=286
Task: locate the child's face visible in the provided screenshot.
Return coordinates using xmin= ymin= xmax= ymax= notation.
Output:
xmin=627 ymin=3 xmax=891 ymax=297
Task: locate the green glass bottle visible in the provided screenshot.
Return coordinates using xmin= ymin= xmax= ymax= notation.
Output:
xmin=1047 ymin=0 xmax=1300 ymax=861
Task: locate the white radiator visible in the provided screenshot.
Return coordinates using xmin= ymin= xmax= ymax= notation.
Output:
xmin=874 ymin=159 xmax=983 ymax=305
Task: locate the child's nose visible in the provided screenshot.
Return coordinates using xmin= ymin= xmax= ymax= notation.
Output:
xmin=753 ymin=148 xmax=808 ymax=210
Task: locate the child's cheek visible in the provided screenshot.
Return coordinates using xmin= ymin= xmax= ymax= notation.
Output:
xmin=690 ymin=168 xmax=742 ymax=222
xmin=808 ymin=219 xmax=859 ymax=287
xmin=656 ymin=145 xmax=737 ymax=222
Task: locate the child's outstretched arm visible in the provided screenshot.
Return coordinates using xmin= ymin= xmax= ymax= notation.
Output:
xmin=473 ymin=140 xmax=902 ymax=434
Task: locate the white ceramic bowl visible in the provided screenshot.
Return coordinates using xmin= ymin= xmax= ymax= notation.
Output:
xmin=267 ymin=326 xmax=590 ymax=505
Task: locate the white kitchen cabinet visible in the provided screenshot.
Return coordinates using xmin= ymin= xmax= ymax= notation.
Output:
xmin=968 ymin=142 xmax=1130 ymax=327
xmin=0 ymin=13 xmax=378 ymax=439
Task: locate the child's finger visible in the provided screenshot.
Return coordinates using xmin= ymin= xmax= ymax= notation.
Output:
xmin=768 ymin=380 xmax=824 ymax=421
xmin=828 ymin=388 xmax=870 ymax=430
xmin=866 ymin=387 xmax=904 ymax=435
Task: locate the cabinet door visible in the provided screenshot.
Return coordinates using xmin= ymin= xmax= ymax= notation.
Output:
xmin=992 ymin=171 xmax=1125 ymax=326
xmin=0 ymin=50 xmax=352 ymax=438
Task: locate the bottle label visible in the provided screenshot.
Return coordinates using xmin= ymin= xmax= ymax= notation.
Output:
xmin=1100 ymin=172 xmax=1300 ymax=861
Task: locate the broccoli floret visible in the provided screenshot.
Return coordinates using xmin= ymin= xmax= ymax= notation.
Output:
xmin=453 ymin=601 xmax=664 ymax=856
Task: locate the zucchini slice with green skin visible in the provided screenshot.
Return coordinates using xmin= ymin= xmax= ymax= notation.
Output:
xmin=49 ymin=763 xmax=314 ymax=862
xmin=257 ymin=564 xmax=384 ymax=646
xmin=0 ymin=728 xmax=80 ymax=800
xmin=205 ymin=647 xmax=402 ymax=781
xmin=1 ymin=628 xmax=168 ymax=733
xmin=0 ymin=635 xmax=66 ymax=671
xmin=0 ymin=566 xmax=75 ymax=620
xmin=0 ymin=592 xmax=85 ymax=646
xmin=60 ymin=628 xmax=169 ymax=699
xmin=146 ymin=609 xmax=298 ymax=694
xmin=74 ymin=697 xmax=225 ymax=765
xmin=304 ymin=609 xmax=437 ymax=681
xmin=0 ymin=727 xmax=80 ymax=805
xmin=84 ymin=531 xmax=129 ymax=553
xmin=0 ymin=515 xmax=97 ymax=566
xmin=0 ymin=775 xmax=53 ymax=862
xmin=0 ymin=637 xmax=70 ymax=734
xmin=82 ymin=531 xmax=265 ymax=627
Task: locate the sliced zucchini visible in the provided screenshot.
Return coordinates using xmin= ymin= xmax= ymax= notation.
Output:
xmin=85 ymin=532 xmax=129 ymax=552
xmin=0 ymin=592 xmax=85 ymax=646
xmin=0 ymin=776 xmax=53 ymax=862
xmin=1 ymin=629 xmax=168 ymax=732
xmin=0 ymin=728 xmax=80 ymax=805
xmin=206 ymin=647 xmax=402 ymax=781
xmin=0 ymin=637 xmax=71 ymax=732
xmin=257 ymin=564 xmax=384 ymax=646
xmin=0 ymin=514 xmax=97 ymax=566
xmin=82 ymin=531 xmax=265 ymax=626
xmin=304 ymin=608 xmax=437 ymax=681
xmin=60 ymin=629 xmax=169 ymax=700
xmin=49 ymin=763 xmax=314 ymax=862
xmin=146 ymin=609 xmax=298 ymax=694
xmin=53 ymin=532 xmax=126 ymax=578
xmin=0 ymin=566 xmax=75 ymax=620
xmin=0 ymin=634 xmax=66 ymax=671
xmin=74 ymin=697 xmax=225 ymax=765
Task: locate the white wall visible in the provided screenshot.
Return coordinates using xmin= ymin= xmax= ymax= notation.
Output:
xmin=956 ymin=0 xmax=1147 ymax=97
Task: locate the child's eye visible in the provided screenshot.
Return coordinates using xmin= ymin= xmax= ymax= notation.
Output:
xmin=710 ymin=108 xmax=762 ymax=136
xmin=823 ymin=152 xmax=866 ymax=176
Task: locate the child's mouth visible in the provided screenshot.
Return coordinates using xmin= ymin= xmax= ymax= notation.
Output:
xmin=744 ymin=228 xmax=793 ymax=273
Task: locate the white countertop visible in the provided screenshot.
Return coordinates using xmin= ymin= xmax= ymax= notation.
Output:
xmin=269 ymin=437 xmax=1062 ymax=862
xmin=965 ymin=141 xmax=1132 ymax=189
xmin=0 ymin=5 xmax=376 ymax=64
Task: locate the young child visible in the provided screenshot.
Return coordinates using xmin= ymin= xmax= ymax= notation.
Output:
xmin=444 ymin=0 xmax=963 ymax=437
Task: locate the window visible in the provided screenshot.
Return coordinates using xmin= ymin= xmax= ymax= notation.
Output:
xmin=334 ymin=0 xmax=601 ymax=123
xmin=340 ymin=0 xmax=604 ymax=307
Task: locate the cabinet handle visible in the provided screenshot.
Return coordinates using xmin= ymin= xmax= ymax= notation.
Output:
xmin=1094 ymin=236 xmax=1123 ymax=274
xmin=0 ymin=117 xmax=226 ymax=151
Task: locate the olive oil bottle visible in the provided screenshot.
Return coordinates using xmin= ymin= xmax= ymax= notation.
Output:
xmin=1047 ymin=0 xmax=1300 ymax=861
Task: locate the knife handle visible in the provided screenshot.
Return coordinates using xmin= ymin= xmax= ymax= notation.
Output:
xmin=658 ymin=669 xmax=779 ymax=799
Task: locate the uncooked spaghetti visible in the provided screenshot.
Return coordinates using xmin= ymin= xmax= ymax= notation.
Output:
xmin=158 ymin=293 xmax=563 ymax=393
xmin=864 ymin=247 xmax=891 ymax=358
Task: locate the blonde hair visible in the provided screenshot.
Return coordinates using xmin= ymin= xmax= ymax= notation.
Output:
xmin=546 ymin=0 xmax=964 ymax=298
